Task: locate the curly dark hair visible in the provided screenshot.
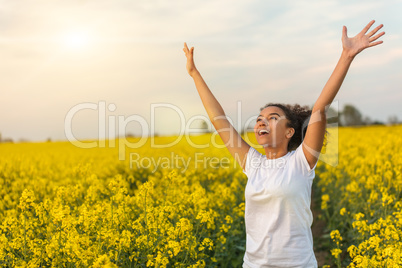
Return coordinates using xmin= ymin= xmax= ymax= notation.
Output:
xmin=260 ymin=103 xmax=312 ymax=151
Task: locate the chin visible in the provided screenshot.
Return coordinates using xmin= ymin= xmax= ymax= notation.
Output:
xmin=256 ymin=139 xmax=270 ymax=148
xmin=256 ymin=136 xmax=270 ymax=146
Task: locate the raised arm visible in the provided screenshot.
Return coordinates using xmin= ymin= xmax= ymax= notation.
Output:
xmin=183 ymin=43 xmax=250 ymax=169
xmin=303 ymin=20 xmax=385 ymax=168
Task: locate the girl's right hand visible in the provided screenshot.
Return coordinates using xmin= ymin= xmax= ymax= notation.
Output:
xmin=183 ymin=42 xmax=198 ymax=77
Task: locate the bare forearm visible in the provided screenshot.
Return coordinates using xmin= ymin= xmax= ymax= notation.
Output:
xmin=191 ymin=70 xmax=226 ymax=122
xmin=183 ymin=43 xmax=250 ymax=167
xmin=314 ymin=51 xmax=354 ymax=113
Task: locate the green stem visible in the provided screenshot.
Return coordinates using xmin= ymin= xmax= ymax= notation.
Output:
xmin=144 ymin=190 xmax=149 ymax=254
xmin=111 ymin=196 xmax=114 ymax=229
xmin=23 ymin=214 xmax=27 ymax=262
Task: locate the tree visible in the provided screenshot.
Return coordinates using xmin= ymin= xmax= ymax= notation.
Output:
xmin=199 ymin=120 xmax=211 ymax=133
xmin=326 ymin=106 xmax=340 ymax=125
xmin=387 ymin=115 xmax=399 ymax=125
xmin=342 ymin=104 xmax=363 ymax=126
xmin=362 ymin=116 xmax=373 ymax=126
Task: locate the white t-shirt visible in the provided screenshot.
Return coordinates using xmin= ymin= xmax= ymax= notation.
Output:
xmin=242 ymin=145 xmax=317 ymax=268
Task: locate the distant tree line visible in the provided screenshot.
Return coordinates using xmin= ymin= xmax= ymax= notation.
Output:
xmin=0 ymin=134 xmax=13 ymax=143
xmin=283 ymin=104 xmax=399 ymax=127
xmin=238 ymin=103 xmax=400 ymax=135
xmin=1 ymin=106 xmax=400 ymax=143
xmin=0 ymin=132 xmax=14 ymax=143
xmin=339 ymin=104 xmax=399 ymax=126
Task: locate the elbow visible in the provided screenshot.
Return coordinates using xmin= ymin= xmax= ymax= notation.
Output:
xmin=312 ymin=106 xmax=327 ymax=116
xmin=209 ymin=111 xmax=226 ymax=124
xmin=310 ymin=109 xmax=327 ymax=126
xmin=210 ymin=115 xmax=227 ymax=128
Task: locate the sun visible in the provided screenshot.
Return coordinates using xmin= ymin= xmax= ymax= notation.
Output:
xmin=61 ymin=30 xmax=91 ymax=50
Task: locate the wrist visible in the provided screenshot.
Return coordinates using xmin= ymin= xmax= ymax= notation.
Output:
xmin=189 ymin=69 xmax=200 ymax=78
xmin=341 ymin=50 xmax=356 ymax=61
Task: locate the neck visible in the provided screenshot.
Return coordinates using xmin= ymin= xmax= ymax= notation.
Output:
xmin=263 ymin=146 xmax=289 ymax=159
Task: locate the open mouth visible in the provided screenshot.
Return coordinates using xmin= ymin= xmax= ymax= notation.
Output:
xmin=258 ymin=129 xmax=270 ymax=136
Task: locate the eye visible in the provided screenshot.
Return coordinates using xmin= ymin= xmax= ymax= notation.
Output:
xmin=256 ymin=118 xmax=262 ymax=122
xmin=269 ymin=116 xmax=278 ymax=121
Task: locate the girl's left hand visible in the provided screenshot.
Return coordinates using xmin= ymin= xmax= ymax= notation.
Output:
xmin=342 ymin=20 xmax=385 ymax=58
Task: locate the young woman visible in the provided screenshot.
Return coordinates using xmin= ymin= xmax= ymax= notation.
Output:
xmin=183 ymin=21 xmax=384 ymax=267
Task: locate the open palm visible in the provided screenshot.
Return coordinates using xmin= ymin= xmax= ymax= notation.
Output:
xmin=342 ymin=20 xmax=385 ymax=58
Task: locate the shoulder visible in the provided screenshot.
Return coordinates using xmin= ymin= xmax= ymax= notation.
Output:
xmin=247 ymin=146 xmax=263 ymax=159
xmin=288 ymin=144 xmax=316 ymax=177
xmin=243 ymin=147 xmax=264 ymax=175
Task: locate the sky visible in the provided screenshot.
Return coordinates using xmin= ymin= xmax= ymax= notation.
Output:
xmin=1 ymin=0 xmax=401 ymax=142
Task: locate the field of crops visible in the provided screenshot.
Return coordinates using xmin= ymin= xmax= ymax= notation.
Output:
xmin=1 ymin=125 xmax=401 ymax=267
xmin=317 ymin=125 xmax=402 ymax=267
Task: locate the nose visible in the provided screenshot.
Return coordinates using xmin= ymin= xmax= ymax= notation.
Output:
xmin=258 ymin=119 xmax=268 ymax=127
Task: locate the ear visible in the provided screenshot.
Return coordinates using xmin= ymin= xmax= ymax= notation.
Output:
xmin=286 ymin=128 xmax=295 ymax=139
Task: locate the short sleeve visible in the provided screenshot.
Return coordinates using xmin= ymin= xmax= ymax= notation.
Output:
xmin=243 ymin=147 xmax=264 ymax=176
xmin=293 ymin=144 xmax=316 ymax=178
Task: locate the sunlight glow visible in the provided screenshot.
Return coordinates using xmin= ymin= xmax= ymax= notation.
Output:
xmin=61 ymin=31 xmax=91 ymax=50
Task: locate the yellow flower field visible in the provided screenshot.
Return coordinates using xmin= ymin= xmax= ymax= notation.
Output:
xmin=317 ymin=125 xmax=402 ymax=267
xmin=0 ymin=135 xmax=246 ymax=267
xmin=1 ymin=125 xmax=401 ymax=267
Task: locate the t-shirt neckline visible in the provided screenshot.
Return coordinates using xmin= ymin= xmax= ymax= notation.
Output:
xmin=263 ymin=150 xmax=292 ymax=161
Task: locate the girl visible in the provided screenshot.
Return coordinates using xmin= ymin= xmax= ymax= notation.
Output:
xmin=183 ymin=20 xmax=384 ymax=267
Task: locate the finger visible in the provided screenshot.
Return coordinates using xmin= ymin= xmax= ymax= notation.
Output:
xmin=360 ymin=20 xmax=376 ymax=35
xmin=368 ymin=40 xmax=383 ymax=48
xmin=370 ymin=31 xmax=385 ymax=42
xmin=368 ymin=24 xmax=383 ymax=37
xmin=183 ymin=42 xmax=189 ymax=53
xmin=342 ymin=26 xmax=348 ymax=39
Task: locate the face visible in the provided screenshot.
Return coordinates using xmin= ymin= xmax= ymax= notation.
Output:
xmin=254 ymin=106 xmax=295 ymax=148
